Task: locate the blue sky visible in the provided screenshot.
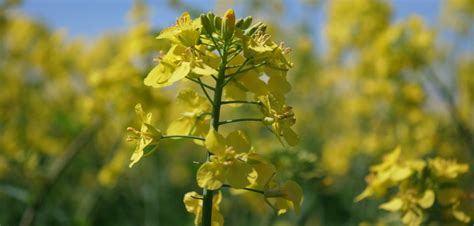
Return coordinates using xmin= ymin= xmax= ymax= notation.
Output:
xmin=18 ymin=0 xmax=441 ymax=40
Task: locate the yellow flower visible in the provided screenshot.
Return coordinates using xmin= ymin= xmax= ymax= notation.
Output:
xmin=126 ymin=104 xmax=161 ymax=168
xmin=259 ymin=94 xmax=299 ymax=146
xmin=183 ymin=191 xmax=224 ymax=226
xmin=428 ymin=157 xmax=469 ymax=180
xmin=196 ymin=129 xmax=254 ymax=190
xmin=157 ymin=12 xmax=201 ymax=47
xmin=167 ymin=89 xmax=211 ymax=139
xmin=264 ymin=180 xmax=304 ymax=215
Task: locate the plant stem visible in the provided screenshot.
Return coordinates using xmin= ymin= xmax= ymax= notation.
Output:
xmin=201 ymin=41 xmax=228 ymax=226
xmin=221 ymin=184 xmax=264 ymax=194
xmin=186 ymin=76 xmax=215 ymax=90
xmin=161 ymin=135 xmax=205 ymax=141
xmin=221 ymin=100 xmax=261 ymax=105
xmin=219 ymin=118 xmax=262 ymax=126
xmin=198 ymin=78 xmax=214 ymax=105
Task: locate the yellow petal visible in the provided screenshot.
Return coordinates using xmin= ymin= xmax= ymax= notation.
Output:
xmin=205 ymin=129 xmax=226 ymax=155
xmin=225 ymin=130 xmax=251 ymax=154
xmin=225 ymin=160 xmax=253 ymax=189
xmin=196 ymin=161 xmax=225 ymax=190
xmin=379 ymin=197 xmax=403 ymax=212
xmin=417 ymin=189 xmax=435 ymax=209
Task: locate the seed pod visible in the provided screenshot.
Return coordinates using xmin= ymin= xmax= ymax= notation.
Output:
xmin=221 ymin=9 xmax=236 ymax=41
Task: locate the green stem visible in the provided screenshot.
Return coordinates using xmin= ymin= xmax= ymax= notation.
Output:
xmin=198 ymin=78 xmax=214 ymax=104
xmin=221 ymin=100 xmax=260 ymax=105
xmin=223 ymin=61 xmax=265 ymax=87
xmin=186 ymin=76 xmax=215 ymax=90
xmin=219 ymin=118 xmax=262 ymax=126
xmin=161 ymin=135 xmax=205 ymax=141
xmin=221 ymin=184 xmax=265 ymax=194
xmin=202 ymin=41 xmax=228 ymax=226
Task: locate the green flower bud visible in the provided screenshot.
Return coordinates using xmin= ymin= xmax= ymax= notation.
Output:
xmin=221 ymin=9 xmax=236 ymax=41
xmin=200 ymin=14 xmax=213 ymax=34
xmin=263 ymin=117 xmax=275 ymax=125
xmin=245 ymin=22 xmax=265 ymax=36
xmin=213 ymin=15 xmax=222 ymax=32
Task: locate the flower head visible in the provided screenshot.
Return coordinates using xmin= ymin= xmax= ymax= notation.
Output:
xmin=259 ymin=94 xmax=299 ymax=146
xmin=126 ymin=104 xmax=161 ymax=168
xmin=196 ymin=129 xmax=254 ymax=190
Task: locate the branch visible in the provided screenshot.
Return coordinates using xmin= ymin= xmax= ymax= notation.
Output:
xmin=222 ymin=184 xmax=264 ymax=194
xmin=161 ymin=135 xmax=205 ymax=141
xmin=198 ymin=78 xmax=214 ymax=105
xmin=186 ymin=76 xmax=215 ymax=90
xmin=221 ymin=100 xmax=261 ymax=105
xmin=219 ymin=118 xmax=262 ymax=126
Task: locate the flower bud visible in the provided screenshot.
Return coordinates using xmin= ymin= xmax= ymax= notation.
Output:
xmin=200 ymin=14 xmax=213 ymax=34
xmin=221 ymin=9 xmax=236 ymax=41
xmin=245 ymin=22 xmax=265 ymax=36
xmin=263 ymin=117 xmax=275 ymax=125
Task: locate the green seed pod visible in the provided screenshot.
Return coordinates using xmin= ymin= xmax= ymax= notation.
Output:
xmin=263 ymin=117 xmax=275 ymax=126
xmin=241 ymin=16 xmax=253 ymax=30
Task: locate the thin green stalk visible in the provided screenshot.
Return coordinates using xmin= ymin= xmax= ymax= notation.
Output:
xmin=219 ymin=118 xmax=262 ymax=126
xmin=161 ymin=135 xmax=205 ymax=141
xmin=198 ymin=78 xmax=214 ymax=104
xmin=221 ymin=100 xmax=260 ymax=105
xmin=186 ymin=76 xmax=215 ymax=90
xmin=223 ymin=61 xmax=265 ymax=87
xmin=202 ymin=42 xmax=229 ymax=226
xmin=221 ymin=184 xmax=264 ymax=194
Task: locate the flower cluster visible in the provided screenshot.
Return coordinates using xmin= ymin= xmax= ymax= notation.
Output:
xmin=126 ymin=9 xmax=302 ymax=226
xmin=356 ymin=147 xmax=471 ymax=225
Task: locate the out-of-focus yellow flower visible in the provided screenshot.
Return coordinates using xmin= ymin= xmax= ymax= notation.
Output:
xmin=325 ymin=0 xmax=391 ymax=58
xmin=183 ymin=191 xmax=224 ymax=226
xmin=428 ymin=158 xmax=469 ymax=180
xmin=167 ymin=88 xmax=211 ymax=139
xmin=259 ymin=94 xmax=299 ymax=146
xmin=126 ymin=104 xmax=162 ymax=168
xmin=264 ymin=180 xmax=303 ymax=215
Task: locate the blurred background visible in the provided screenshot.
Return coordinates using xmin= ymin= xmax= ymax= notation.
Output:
xmin=0 ymin=0 xmax=473 ymax=225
